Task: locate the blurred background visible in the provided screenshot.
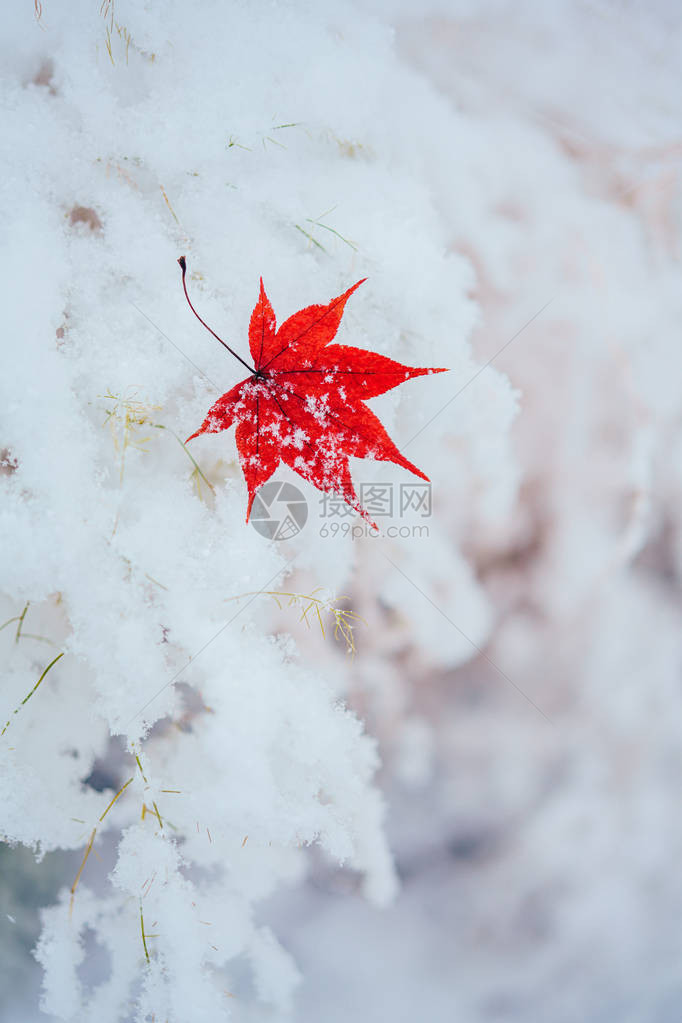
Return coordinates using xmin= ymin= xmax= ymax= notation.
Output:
xmin=264 ymin=5 xmax=682 ymax=1021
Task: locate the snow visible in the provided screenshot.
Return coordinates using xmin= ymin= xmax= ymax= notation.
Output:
xmin=2 ymin=0 xmax=682 ymax=1021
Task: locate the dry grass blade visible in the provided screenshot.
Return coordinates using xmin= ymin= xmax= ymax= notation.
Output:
xmin=226 ymin=589 xmax=364 ymax=654
xmin=70 ymin=827 xmax=97 ymax=914
xmin=99 ymin=390 xmax=214 ymax=500
xmin=99 ymin=776 xmax=134 ymax=822
xmin=0 ymin=603 xmax=54 ymax=646
xmin=1 ymin=652 xmax=65 ymax=737
xmin=140 ymin=903 xmax=151 ymax=963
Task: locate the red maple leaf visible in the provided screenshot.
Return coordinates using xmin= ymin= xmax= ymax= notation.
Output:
xmin=180 ymin=258 xmax=447 ymax=527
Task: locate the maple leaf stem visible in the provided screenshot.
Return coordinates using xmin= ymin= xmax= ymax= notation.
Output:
xmin=178 ymin=257 xmax=256 ymax=376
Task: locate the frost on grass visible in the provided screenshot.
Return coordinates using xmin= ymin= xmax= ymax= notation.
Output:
xmin=0 ymin=1 xmax=512 ymax=1020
